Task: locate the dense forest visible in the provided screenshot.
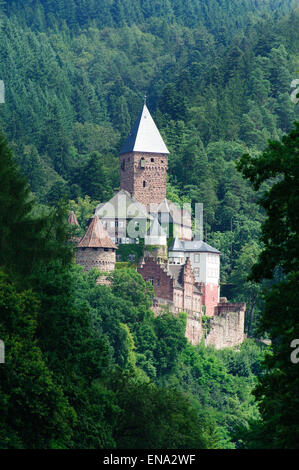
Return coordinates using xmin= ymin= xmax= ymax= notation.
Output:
xmin=0 ymin=0 xmax=298 ymax=449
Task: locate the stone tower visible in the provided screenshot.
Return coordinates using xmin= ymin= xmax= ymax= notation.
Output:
xmin=119 ymin=103 xmax=169 ymax=207
xmin=76 ymin=215 xmax=117 ymax=272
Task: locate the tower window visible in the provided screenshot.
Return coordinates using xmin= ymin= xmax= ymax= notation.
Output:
xmin=121 ymin=159 xmax=125 ymax=171
xmin=143 ymin=181 xmax=146 ymax=187
xmin=151 ymin=158 xmax=154 ymax=162
xmin=140 ymin=157 xmax=145 ymax=168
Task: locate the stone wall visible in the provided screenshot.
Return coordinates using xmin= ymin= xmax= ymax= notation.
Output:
xmin=150 ymin=294 xmax=245 ymax=349
xmin=185 ymin=314 xmax=203 ymax=345
xmin=205 ymin=302 xmax=246 ymax=349
xmin=120 ymin=152 xmax=168 ymax=206
xmin=138 ymin=258 xmax=245 ymax=350
xmin=151 ymin=296 xmax=202 ymax=346
xmin=76 ymin=248 xmax=116 ymax=272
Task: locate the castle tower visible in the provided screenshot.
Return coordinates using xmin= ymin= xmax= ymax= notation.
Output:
xmin=168 ymin=237 xmax=185 ymax=265
xmin=144 ymin=216 xmax=168 ymax=262
xmin=119 ymin=103 xmax=169 ymax=207
xmin=76 ymin=215 xmax=117 ymax=272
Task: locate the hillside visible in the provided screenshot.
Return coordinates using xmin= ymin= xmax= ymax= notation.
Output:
xmin=0 ymin=0 xmax=298 ymax=334
xmin=0 ymin=0 xmax=298 ymax=450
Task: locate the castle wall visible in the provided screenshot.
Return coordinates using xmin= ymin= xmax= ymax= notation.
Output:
xmin=120 ymin=153 xmax=135 ymax=195
xmin=120 ymin=152 xmax=168 ymax=206
xmin=185 ymin=315 xmax=203 ymax=346
xmin=76 ymin=248 xmax=115 ymax=272
xmin=137 ymin=258 xmax=174 ymax=301
xmin=205 ymin=303 xmax=245 ymax=349
xmin=139 ymin=260 xmax=245 ymax=349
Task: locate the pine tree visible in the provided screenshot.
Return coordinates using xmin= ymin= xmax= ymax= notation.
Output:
xmin=0 ymin=132 xmax=72 ymax=282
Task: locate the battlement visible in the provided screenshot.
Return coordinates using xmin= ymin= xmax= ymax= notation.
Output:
xmin=215 ymin=302 xmax=246 ymax=316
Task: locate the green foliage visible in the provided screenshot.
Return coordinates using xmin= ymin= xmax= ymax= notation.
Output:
xmin=116 ymin=242 xmax=144 ymax=263
xmin=68 ymin=195 xmax=99 ymax=229
xmin=0 ymin=270 xmax=75 ymax=449
xmin=0 ymin=133 xmax=73 ymax=283
xmin=1 ymin=0 xmax=298 ymax=450
xmin=237 ymin=121 xmax=299 ymax=448
xmin=0 ymin=2 xmax=298 ymax=329
xmin=112 ymin=372 xmax=219 ymax=449
xmin=162 ymin=340 xmax=262 ymax=448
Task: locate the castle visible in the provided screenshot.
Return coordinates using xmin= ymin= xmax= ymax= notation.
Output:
xmin=71 ymin=103 xmax=246 ymax=349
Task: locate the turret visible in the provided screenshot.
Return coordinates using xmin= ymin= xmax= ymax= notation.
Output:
xmin=76 ymin=215 xmax=117 ymax=272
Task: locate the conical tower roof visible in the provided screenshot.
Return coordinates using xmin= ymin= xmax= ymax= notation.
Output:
xmin=169 ymin=236 xmax=184 ymax=251
xmin=120 ymin=104 xmax=169 ymax=155
xmin=68 ymin=210 xmax=80 ymax=226
xmin=77 ymin=215 xmax=117 ymax=249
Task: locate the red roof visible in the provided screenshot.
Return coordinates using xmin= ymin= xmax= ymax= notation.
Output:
xmin=68 ymin=211 xmax=80 ymax=226
xmin=77 ymin=215 xmax=117 ymax=249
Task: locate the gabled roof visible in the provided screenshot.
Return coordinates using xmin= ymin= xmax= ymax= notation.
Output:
xmin=151 ymin=198 xmax=192 ymax=228
xmin=169 ymin=236 xmax=184 ymax=252
xmin=156 ymin=199 xmax=171 ymax=214
xmin=168 ymin=237 xmax=220 ymax=254
xmin=168 ymin=263 xmax=201 ymax=294
xmin=183 ymin=240 xmax=221 ymax=254
xmin=68 ymin=211 xmax=80 ymax=226
xmin=95 ymin=189 xmax=151 ymax=220
xmin=120 ymin=104 xmax=169 ymax=155
xmin=168 ymin=264 xmax=184 ymax=288
xmin=77 ymin=215 xmax=117 ymax=249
